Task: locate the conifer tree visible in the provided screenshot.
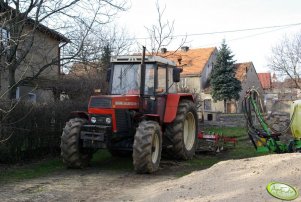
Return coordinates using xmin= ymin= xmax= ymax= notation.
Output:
xmin=210 ymin=40 xmax=242 ymax=113
xmin=100 ymin=43 xmax=112 ymax=93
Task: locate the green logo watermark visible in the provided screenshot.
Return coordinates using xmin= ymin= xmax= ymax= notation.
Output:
xmin=267 ymin=182 xmax=299 ymax=201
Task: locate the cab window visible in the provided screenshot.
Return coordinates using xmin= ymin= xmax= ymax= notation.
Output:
xmin=157 ymin=66 xmax=166 ymax=93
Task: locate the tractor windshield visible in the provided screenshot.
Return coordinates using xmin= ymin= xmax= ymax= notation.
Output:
xmin=111 ymin=63 xmax=155 ymax=95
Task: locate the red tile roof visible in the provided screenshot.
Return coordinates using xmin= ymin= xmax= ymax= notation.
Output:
xmin=257 ymin=73 xmax=271 ymax=89
xmin=158 ymin=47 xmax=217 ymax=76
xmin=235 ymin=62 xmax=253 ymax=81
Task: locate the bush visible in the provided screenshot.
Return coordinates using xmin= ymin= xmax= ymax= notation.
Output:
xmin=0 ymin=99 xmax=87 ymax=163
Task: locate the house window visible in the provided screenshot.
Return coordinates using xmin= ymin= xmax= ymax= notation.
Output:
xmin=204 ymin=99 xmax=212 ymax=111
xmin=16 ymin=87 xmax=20 ymax=99
xmin=0 ymin=27 xmax=10 ymax=50
xmin=28 ymin=93 xmax=36 ymax=103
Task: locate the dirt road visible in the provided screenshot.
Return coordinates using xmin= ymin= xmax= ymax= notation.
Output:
xmin=0 ymin=160 xmax=182 ymax=202
xmin=1 ymin=154 xmax=301 ymax=202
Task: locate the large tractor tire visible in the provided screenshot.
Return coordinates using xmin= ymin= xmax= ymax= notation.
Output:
xmin=133 ymin=121 xmax=162 ymax=174
xmin=165 ymin=100 xmax=198 ymax=160
xmin=60 ymin=118 xmax=93 ymax=168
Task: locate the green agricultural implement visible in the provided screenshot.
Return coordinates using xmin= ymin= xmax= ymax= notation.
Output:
xmin=242 ymin=88 xmax=301 ymax=153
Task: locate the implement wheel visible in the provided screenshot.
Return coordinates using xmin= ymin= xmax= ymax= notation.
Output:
xmin=133 ymin=121 xmax=162 ymax=174
xmin=60 ymin=118 xmax=93 ymax=168
xmin=165 ymin=100 xmax=198 ymax=160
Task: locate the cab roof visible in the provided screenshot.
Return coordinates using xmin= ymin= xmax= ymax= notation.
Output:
xmin=111 ymin=55 xmax=176 ymax=67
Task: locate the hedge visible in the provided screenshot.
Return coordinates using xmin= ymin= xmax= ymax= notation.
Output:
xmin=0 ymin=100 xmax=87 ymax=163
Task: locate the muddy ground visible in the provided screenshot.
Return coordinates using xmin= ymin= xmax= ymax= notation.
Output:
xmin=1 ymin=154 xmax=301 ymax=202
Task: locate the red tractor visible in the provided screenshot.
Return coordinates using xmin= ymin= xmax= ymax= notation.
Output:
xmin=60 ymin=50 xmax=198 ymax=173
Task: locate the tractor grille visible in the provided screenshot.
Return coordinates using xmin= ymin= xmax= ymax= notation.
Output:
xmin=90 ymin=97 xmax=111 ymax=108
xmin=115 ymin=109 xmax=128 ymax=132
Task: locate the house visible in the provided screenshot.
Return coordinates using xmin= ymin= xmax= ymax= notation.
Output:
xmin=0 ymin=6 xmax=69 ymax=102
xmin=258 ymin=72 xmax=277 ymax=111
xmin=258 ymin=73 xmax=272 ymax=90
xmin=160 ymin=47 xmax=263 ymax=120
xmin=262 ymin=73 xmax=301 ymax=113
xmin=201 ymin=62 xmax=263 ymax=120
xmin=235 ymin=62 xmax=264 ymax=112
xmin=159 ymin=46 xmax=218 ymax=89
xmin=158 ymin=46 xmax=218 ymax=117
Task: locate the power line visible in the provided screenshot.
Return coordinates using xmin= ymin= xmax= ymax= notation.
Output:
xmin=128 ymin=22 xmax=301 ymax=40
xmin=198 ymin=26 xmax=291 ymax=48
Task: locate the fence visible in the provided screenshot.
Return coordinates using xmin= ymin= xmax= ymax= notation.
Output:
xmin=0 ymin=100 xmax=87 ymax=163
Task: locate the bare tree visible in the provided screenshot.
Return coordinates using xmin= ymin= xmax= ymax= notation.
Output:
xmin=0 ymin=0 xmax=127 ymax=99
xmin=268 ymin=32 xmax=301 ymax=89
xmin=145 ymin=0 xmax=186 ymax=55
xmin=0 ymin=0 xmax=127 ymax=143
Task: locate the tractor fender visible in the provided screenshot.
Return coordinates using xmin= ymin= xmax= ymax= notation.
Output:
xmin=68 ymin=111 xmax=89 ymax=120
xmin=164 ymin=94 xmax=194 ymax=123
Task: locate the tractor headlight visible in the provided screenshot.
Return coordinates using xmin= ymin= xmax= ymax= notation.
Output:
xmin=90 ymin=117 xmax=97 ymax=124
xmin=105 ymin=117 xmax=111 ymax=124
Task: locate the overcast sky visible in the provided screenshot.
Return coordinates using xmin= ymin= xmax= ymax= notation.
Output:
xmin=116 ymin=0 xmax=301 ymax=73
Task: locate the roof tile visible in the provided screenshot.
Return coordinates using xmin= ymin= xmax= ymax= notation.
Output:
xmin=257 ymin=73 xmax=271 ymax=89
xmin=235 ymin=62 xmax=253 ymax=81
xmin=157 ymin=47 xmax=217 ymax=75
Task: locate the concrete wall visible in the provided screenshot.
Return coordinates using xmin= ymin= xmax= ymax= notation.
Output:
xmin=19 ymin=26 xmax=60 ymax=79
xmin=200 ymin=49 xmax=218 ymax=89
xmin=237 ymin=64 xmax=264 ymax=112
xmin=179 ymin=76 xmax=200 ymax=92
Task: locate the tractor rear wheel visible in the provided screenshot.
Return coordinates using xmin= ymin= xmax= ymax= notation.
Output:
xmin=133 ymin=121 xmax=162 ymax=174
xmin=165 ymin=100 xmax=198 ymax=160
xmin=60 ymin=118 xmax=93 ymax=168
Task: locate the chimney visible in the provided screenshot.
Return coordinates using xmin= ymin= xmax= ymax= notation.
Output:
xmin=181 ymin=46 xmax=189 ymax=52
xmin=161 ymin=47 xmax=167 ymax=54
xmin=177 ymin=56 xmax=182 ymax=65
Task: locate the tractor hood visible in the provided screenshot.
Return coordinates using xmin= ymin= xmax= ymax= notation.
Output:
xmin=88 ymin=95 xmax=139 ymax=110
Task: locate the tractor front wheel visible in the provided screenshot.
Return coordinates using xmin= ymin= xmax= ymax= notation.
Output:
xmin=133 ymin=121 xmax=162 ymax=174
xmin=60 ymin=118 xmax=93 ymax=168
xmin=165 ymin=100 xmax=198 ymax=160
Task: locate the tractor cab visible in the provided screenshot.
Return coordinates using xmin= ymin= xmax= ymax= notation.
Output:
xmin=106 ymin=55 xmax=181 ymax=115
xmin=109 ymin=55 xmax=180 ymax=96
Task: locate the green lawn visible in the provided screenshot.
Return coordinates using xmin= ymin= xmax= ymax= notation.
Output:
xmin=178 ymin=126 xmax=266 ymax=176
xmin=0 ymin=127 xmax=265 ymax=183
xmin=0 ymin=158 xmax=64 ymax=183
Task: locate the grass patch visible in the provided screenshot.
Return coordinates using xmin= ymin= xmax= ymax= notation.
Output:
xmin=0 ymin=158 xmax=64 ymax=183
xmin=0 ymin=150 xmax=133 ymax=184
xmin=177 ymin=126 xmax=267 ymax=176
xmin=0 ymin=127 xmax=267 ymax=182
xmin=90 ymin=150 xmax=133 ymax=171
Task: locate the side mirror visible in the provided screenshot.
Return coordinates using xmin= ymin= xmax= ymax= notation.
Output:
xmin=173 ymin=67 xmax=182 ymax=82
xmin=106 ymin=68 xmax=111 ymax=82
